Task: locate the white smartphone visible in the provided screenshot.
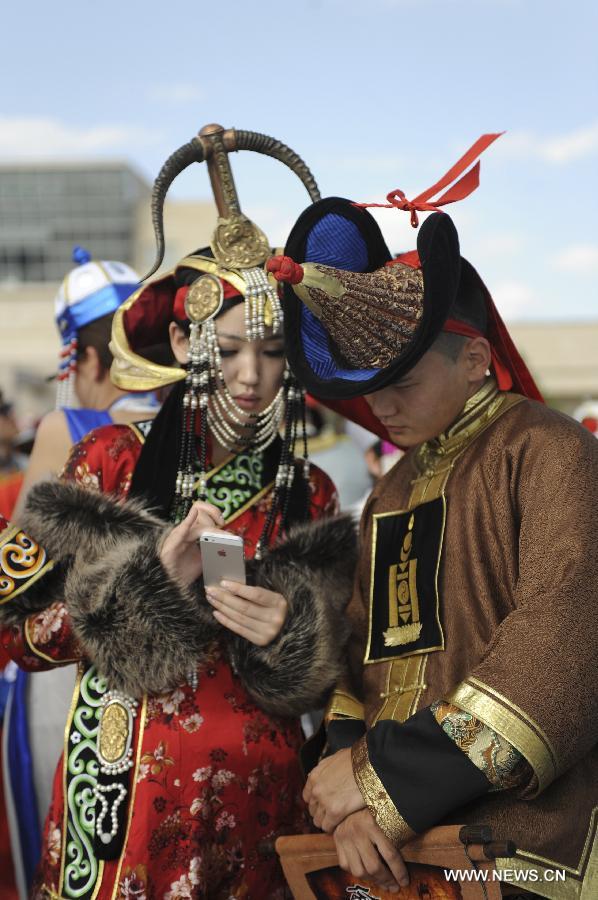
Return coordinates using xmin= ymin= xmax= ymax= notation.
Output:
xmin=199 ymin=531 xmax=246 ymax=588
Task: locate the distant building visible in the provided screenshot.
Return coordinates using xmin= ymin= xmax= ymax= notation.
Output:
xmin=509 ymin=322 xmax=598 ymax=415
xmin=0 ymin=161 xmax=217 ymax=417
xmin=0 ymin=161 xmax=149 ymax=282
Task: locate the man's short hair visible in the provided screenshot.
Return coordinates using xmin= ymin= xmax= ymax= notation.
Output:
xmin=432 ymin=331 xmax=468 ymax=361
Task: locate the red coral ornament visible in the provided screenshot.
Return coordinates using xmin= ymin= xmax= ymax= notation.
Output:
xmin=266 ymin=256 xmax=304 ymax=285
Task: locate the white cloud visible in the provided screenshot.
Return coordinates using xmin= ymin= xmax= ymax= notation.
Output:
xmin=501 ymin=122 xmax=598 ymax=164
xmin=492 ymin=280 xmax=537 ymax=320
xmin=0 ymin=116 xmax=158 ymax=159
xmin=147 ymin=83 xmax=204 ymax=105
xmin=554 ymin=244 xmax=598 ymax=273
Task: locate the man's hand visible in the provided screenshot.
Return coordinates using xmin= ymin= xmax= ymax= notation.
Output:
xmin=334 ymin=808 xmax=409 ymax=894
xmin=205 ymin=582 xmax=288 ymax=646
xmin=159 ymin=501 xmax=225 ymax=588
xmin=303 ymin=748 xmax=366 ymax=832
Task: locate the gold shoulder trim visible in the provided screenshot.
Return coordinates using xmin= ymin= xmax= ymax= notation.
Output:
xmin=127 ymin=423 xmax=148 ymax=445
xmin=325 ymin=690 xmax=365 ymax=722
xmin=446 ymin=678 xmax=558 ymax=793
xmin=352 ymin=735 xmax=416 ymax=846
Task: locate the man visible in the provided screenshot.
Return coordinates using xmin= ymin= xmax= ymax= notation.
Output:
xmin=268 ymin=184 xmax=598 ymax=899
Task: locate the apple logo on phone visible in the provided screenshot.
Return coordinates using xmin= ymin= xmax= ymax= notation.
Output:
xmin=217 ymin=549 xmax=227 ymax=557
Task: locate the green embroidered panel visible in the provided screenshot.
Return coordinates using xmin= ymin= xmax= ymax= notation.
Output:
xmin=197 ymin=450 xmax=265 ymax=521
xmin=62 ymin=666 xmax=107 ymax=900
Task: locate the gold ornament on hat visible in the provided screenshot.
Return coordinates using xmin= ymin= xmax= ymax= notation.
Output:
xmin=184 ymin=273 xmax=224 ymax=324
xmin=211 ymin=214 xmax=271 ymax=270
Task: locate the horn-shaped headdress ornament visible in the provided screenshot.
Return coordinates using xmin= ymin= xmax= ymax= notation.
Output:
xmin=111 ymin=124 xmax=321 ymax=548
xmin=144 ymin=124 xmax=320 ymax=280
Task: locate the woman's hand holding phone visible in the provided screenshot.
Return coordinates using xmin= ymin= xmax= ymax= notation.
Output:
xmin=160 ymin=501 xmax=226 ymax=588
xmin=205 ymin=582 xmax=288 ymax=646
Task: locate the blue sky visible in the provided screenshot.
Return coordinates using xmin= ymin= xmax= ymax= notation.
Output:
xmin=2 ymin=0 xmax=597 ymax=321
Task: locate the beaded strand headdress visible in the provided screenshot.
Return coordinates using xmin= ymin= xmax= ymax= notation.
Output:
xmin=110 ymin=124 xmax=321 ymax=555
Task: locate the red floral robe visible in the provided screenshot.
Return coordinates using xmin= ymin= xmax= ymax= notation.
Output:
xmin=2 ymin=423 xmax=338 ymax=900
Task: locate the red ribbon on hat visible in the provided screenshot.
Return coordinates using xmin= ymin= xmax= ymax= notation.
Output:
xmin=354 ymin=133 xmax=504 ymax=227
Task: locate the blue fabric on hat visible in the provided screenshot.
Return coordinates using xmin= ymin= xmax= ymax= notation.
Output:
xmin=56 ymin=282 xmax=138 ymax=343
xmin=305 ymin=214 xmax=370 ymax=270
xmin=300 ymin=213 xmax=380 ymax=382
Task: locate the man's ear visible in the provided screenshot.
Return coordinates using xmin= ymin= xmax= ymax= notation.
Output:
xmin=464 ymin=336 xmax=492 ymax=383
xmin=79 ymin=345 xmax=103 ymax=383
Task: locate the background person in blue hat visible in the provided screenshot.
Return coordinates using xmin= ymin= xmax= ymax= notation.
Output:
xmin=2 ymin=248 xmax=159 ymax=898
xmin=14 ymin=246 xmax=159 ymax=517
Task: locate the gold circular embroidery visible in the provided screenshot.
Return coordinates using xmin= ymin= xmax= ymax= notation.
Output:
xmin=0 ymin=532 xmax=46 ymax=581
xmin=99 ymin=702 xmax=130 ymax=764
xmin=185 ymin=274 xmax=224 ymax=324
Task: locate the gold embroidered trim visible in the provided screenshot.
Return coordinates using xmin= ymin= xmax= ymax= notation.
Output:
xmin=127 ymin=423 xmax=149 ymax=445
xmin=109 ymin=696 xmax=148 ymax=900
xmin=492 ymin=806 xmax=598 ymax=900
xmin=0 ymin=524 xmax=54 ymax=604
xmin=351 ymin=735 xmax=416 ymax=847
xmin=493 ymin=808 xmax=598 ymax=900
xmin=446 ymin=679 xmax=558 ymax=794
xmin=364 ymin=496 xmax=446 ymax=667
xmin=324 ymin=690 xmax=365 ymax=722
xmin=411 ymin=382 xmax=524 ymax=490
xmin=374 ymin=655 xmax=429 ymax=724
xmin=110 ymin=273 xmax=187 ymax=392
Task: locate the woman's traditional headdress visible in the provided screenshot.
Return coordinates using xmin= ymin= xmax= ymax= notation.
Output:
xmin=110 ymin=124 xmax=320 ymax=549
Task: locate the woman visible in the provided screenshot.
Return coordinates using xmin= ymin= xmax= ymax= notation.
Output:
xmin=1 ymin=125 xmax=354 ymax=900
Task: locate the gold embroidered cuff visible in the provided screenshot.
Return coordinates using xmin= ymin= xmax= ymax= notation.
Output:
xmin=446 ymin=678 xmax=558 ymax=794
xmin=0 ymin=525 xmax=54 ymax=605
xmin=325 ymin=690 xmax=365 ymax=723
xmin=351 ymin=735 xmax=416 ymax=846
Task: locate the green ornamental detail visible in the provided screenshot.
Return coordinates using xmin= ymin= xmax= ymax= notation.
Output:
xmin=199 ymin=450 xmax=264 ymax=521
xmin=63 ymin=666 xmax=108 ymax=900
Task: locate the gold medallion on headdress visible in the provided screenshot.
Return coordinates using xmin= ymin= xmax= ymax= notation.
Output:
xmin=184 ymin=273 xmax=224 ymax=324
xmin=211 ymin=214 xmax=271 ymax=270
